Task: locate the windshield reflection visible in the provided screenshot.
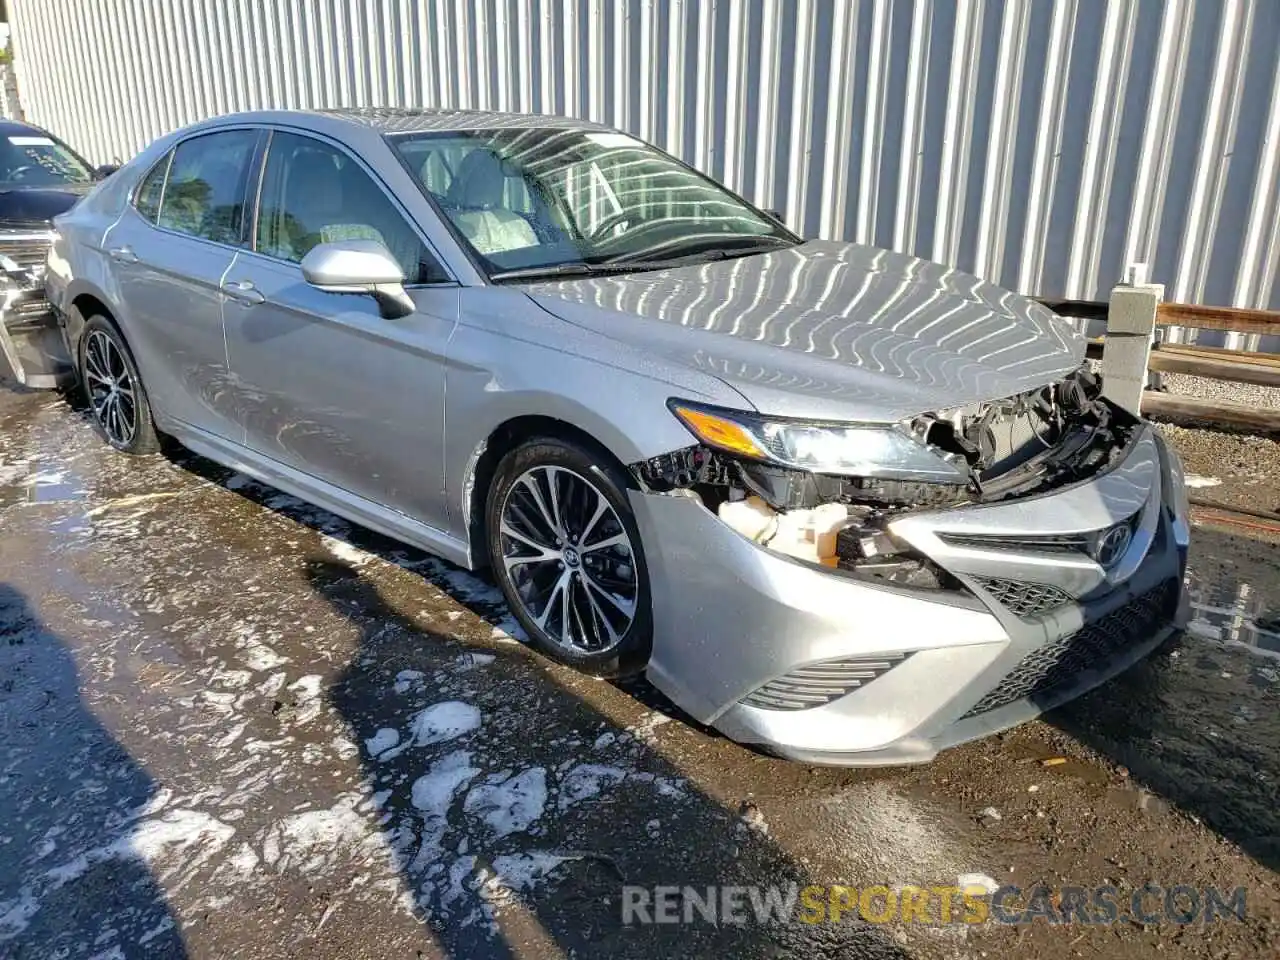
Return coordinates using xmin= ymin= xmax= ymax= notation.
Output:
xmin=0 ymin=134 xmax=93 ymax=187
xmin=390 ymin=127 xmax=797 ymax=279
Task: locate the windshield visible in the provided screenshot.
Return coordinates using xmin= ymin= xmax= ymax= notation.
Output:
xmin=389 ymin=127 xmax=797 ymax=278
xmin=0 ymin=132 xmax=94 ymax=187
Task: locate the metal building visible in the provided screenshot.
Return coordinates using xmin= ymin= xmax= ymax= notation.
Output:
xmin=8 ymin=0 xmax=1280 ymax=309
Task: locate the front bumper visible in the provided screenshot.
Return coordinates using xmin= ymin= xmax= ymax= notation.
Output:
xmin=630 ymin=424 xmax=1189 ymax=765
xmin=0 ymin=229 xmax=74 ymax=390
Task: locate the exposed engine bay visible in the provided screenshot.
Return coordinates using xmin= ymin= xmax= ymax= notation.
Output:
xmin=632 ymin=366 xmax=1139 ymax=590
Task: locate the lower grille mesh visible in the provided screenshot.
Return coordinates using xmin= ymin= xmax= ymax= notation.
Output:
xmin=962 ymin=579 xmax=1179 ymax=718
xmin=973 ymin=576 xmax=1072 ymax=618
xmin=742 ymin=654 xmax=909 ymax=712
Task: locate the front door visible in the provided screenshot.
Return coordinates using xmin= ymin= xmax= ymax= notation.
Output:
xmin=102 ymin=129 xmax=262 ymax=440
xmin=221 ymin=130 xmax=458 ymax=531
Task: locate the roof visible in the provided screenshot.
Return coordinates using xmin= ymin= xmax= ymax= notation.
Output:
xmin=317 ymin=106 xmax=615 ymax=135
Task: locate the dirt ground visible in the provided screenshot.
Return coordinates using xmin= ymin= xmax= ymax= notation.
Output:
xmin=0 ymin=387 xmax=1277 ymax=959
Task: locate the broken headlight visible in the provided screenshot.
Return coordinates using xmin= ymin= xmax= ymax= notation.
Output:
xmin=668 ymin=400 xmax=970 ymax=483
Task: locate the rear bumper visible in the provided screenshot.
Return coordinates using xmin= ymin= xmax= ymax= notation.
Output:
xmin=630 ymin=424 xmax=1189 ymax=766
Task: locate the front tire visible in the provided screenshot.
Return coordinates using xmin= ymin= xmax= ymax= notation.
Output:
xmin=78 ymin=314 xmax=161 ymax=455
xmin=486 ymin=437 xmax=652 ymax=678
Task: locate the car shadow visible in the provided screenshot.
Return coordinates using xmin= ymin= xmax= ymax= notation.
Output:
xmin=0 ymin=583 xmax=189 ymax=959
xmin=164 ymin=446 xmax=722 ymax=740
xmin=1048 ymin=526 xmax=1280 ymax=872
xmin=307 ymin=557 xmax=911 ymax=958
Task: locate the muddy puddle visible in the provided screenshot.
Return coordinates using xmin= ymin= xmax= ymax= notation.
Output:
xmin=1186 ymin=567 xmax=1280 ymax=657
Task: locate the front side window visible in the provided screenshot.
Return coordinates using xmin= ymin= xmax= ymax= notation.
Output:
xmin=133 ymin=153 xmax=170 ymax=223
xmin=255 ymin=131 xmax=445 ymax=283
xmin=157 ymin=129 xmax=258 ymax=244
xmin=0 ymin=132 xmax=94 ymax=186
xmin=390 ymin=128 xmax=796 ymax=278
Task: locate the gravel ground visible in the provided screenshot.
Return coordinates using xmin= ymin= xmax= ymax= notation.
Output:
xmin=1157 ymin=371 xmax=1280 ymax=413
xmin=0 ymin=388 xmax=1277 ymax=959
xmin=1156 ymin=423 xmax=1280 ymax=519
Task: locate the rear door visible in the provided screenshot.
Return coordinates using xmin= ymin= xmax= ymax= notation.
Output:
xmin=101 ymin=128 xmax=262 ymax=440
xmin=221 ymin=128 xmax=458 ymax=529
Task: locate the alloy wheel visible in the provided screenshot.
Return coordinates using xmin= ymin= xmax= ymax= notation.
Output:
xmin=499 ymin=465 xmax=639 ymax=654
xmin=83 ymin=329 xmax=138 ymax=447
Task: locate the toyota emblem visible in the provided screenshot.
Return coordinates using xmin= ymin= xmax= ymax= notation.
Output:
xmin=1094 ymin=522 xmax=1133 ymax=567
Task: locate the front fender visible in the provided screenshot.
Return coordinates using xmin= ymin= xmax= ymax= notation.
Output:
xmin=442 ymin=290 xmax=745 ymax=563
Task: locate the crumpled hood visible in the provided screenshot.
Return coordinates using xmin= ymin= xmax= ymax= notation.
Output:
xmin=524 ymin=240 xmax=1085 ymax=422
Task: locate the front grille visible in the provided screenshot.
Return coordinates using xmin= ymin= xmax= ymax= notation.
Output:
xmin=938 ymin=531 xmax=1089 ymax=553
xmin=741 ymin=654 xmax=909 ymax=711
xmin=962 ymin=579 xmax=1179 ymax=718
xmin=973 ymin=576 xmax=1072 ymax=618
xmin=0 ymin=233 xmax=54 ymax=271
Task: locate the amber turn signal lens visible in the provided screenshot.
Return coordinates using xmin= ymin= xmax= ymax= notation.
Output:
xmin=671 ymin=405 xmax=764 ymax=459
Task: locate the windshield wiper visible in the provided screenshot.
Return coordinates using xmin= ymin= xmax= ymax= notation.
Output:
xmin=610 ymin=235 xmax=799 ymax=267
xmin=489 ymin=260 xmax=674 ymax=283
xmin=489 ymin=236 xmax=800 ymax=283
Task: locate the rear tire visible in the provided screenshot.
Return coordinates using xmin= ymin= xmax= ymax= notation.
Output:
xmin=77 ymin=314 xmax=161 ymax=455
xmin=485 ymin=436 xmax=652 ymax=678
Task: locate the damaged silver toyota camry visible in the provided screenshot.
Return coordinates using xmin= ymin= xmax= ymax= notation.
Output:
xmin=36 ymin=109 xmax=1190 ymax=765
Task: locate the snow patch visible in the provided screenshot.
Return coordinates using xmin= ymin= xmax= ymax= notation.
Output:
xmin=957 ymin=873 xmax=1000 ymax=894
xmin=365 ymin=728 xmax=401 ymax=759
xmin=1183 ymin=475 xmax=1222 ymax=488
xmin=557 ymin=764 xmax=628 ymax=811
xmin=464 ymin=768 xmax=547 ymax=837
xmin=480 ymin=852 xmax=572 ymax=904
xmin=260 ymin=794 xmax=383 ymax=874
xmin=393 ymin=669 xmax=425 ymax=694
xmin=322 ymin=535 xmax=374 ymax=567
xmin=411 ymin=751 xmax=481 ymax=818
xmin=406 ymin=701 xmax=482 ymax=747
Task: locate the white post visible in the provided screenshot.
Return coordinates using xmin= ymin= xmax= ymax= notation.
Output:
xmin=1103 ymin=263 xmax=1163 ymax=416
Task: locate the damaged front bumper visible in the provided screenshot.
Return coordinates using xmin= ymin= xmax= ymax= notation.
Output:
xmin=0 ymin=229 xmax=74 ymax=389
xmin=629 ymin=424 xmax=1189 ymax=766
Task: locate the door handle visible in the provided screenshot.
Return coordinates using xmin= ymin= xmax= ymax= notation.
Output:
xmin=220 ymin=279 xmax=266 ymax=306
xmin=108 ymin=245 xmax=139 ymax=264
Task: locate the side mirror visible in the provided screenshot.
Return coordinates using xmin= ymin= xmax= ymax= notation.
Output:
xmin=300 ymin=239 xmax=415 ymax=319
xmin=94 ymin=164 xmax=120 ymax=180
xmin=764 ymin=209 xmax=786 ymax=225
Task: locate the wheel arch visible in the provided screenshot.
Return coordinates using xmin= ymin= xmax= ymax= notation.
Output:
xmin=464 ymin=413 xmax=638 ymax=572
xmin=65 ymin=284 xmax=122 ymax=363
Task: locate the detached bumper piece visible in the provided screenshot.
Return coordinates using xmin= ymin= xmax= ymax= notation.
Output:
xmin=0 ymin=229 xmax=72 ymax=389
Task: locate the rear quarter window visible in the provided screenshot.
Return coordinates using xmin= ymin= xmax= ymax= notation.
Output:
xmin=133 ymin=154 xmax=170 ymax=223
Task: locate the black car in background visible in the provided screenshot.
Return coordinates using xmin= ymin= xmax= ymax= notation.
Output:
xmin=0 ymin=119 xmax=113 ymax=388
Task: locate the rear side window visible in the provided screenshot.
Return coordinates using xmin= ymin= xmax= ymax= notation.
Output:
xmin=133 ymin=153 xmax=170 ymax=223
xmin=157 ymin=129 xmax=258 ymax=245
xmin=255 ymin=130 xmax=448 ymax=283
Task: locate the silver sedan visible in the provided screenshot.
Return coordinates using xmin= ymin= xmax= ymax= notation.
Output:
xmin=38 ymin=108 xmax=1190 ymax=765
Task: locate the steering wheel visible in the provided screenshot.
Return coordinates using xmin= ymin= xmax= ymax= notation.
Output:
xmin=7 ymin=166 xmax=34 ymax=182
xmin=587 ymin=210 xmax=631 ymax=239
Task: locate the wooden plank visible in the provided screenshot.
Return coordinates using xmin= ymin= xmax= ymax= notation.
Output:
xmin=1155 ymin=342 xmax=1280 ymax=368
xmin=1156 ymin=302 xmax=1280 ymax=336
xmin=1142 ymin=392 xmax=1280 ymax=433
xmin=1147 ymin=351 xmax=1280 ymax=388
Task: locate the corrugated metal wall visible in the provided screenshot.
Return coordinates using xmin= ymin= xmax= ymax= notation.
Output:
xmin=10 ymin=0 xmax=1280 ymax=308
